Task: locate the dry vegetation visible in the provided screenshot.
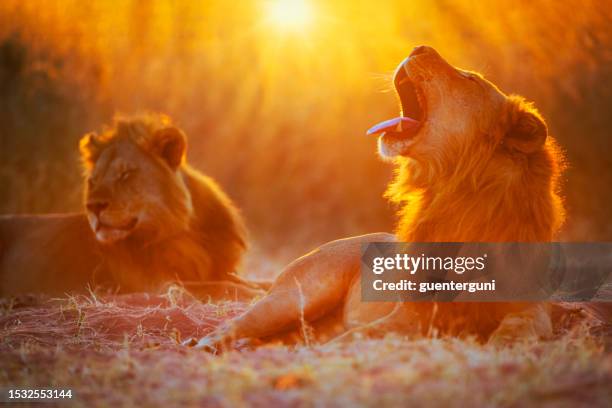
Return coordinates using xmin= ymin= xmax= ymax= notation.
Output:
xmin=1 ymin=0 xmax=611 ymax=406
xmin=1 ymin=293 xmax=610 ymax=407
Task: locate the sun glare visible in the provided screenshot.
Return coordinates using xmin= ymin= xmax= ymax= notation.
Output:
xmin=265 ymin=0 xmax=313 ymax=32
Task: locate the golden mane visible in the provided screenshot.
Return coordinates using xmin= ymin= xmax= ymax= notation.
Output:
xmin=386 ymin=96 xmax=566 ymax=243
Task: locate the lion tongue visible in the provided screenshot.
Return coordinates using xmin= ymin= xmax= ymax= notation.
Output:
xmin=366 ymin=117 xmax=420 ymax=136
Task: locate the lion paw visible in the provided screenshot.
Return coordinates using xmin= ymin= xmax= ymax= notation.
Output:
xmin=488 ymin=313 xmax=551 ymax=347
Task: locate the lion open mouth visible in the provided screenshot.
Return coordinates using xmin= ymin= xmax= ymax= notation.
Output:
xmin=93 ymin=217 xmax=139 ymax=244
xmin=366 ymin=59 xmax=425 ymax=143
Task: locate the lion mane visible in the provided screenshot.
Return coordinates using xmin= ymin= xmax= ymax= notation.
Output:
xmin=387 ymin=96 xmax=566 ymax=244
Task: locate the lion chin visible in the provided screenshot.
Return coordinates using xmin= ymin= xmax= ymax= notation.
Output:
xmin=1 ymin=114 xmax=264 ymax=301
xmin=89 ymin=215 xmax=139 ymax=244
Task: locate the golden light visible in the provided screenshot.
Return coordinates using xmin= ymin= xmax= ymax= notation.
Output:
xmin=265 ymin=0 xmax=314 ymax=32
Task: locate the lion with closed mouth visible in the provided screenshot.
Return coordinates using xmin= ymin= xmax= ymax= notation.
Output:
xmin=1 ymin=114 xmax=262 ymax=300
xmin=193 ymin=46 xmax=569 ymax=349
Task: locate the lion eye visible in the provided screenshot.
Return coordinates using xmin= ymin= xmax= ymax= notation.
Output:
xmin=119 ymin=169 xmax=134 ymax=182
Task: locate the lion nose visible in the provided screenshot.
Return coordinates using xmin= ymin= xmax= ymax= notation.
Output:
xmin=87 ymin=200 xmax=109 ymax=216
xmin=409 ymin=45 xmax=433 ymax=57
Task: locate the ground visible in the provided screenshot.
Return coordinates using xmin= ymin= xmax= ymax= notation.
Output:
xmin=0 ymin=291 xmax=610 ymax=407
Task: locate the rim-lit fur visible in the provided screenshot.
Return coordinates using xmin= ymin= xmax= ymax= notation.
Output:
xmin=387 ymin=96 xmax=566 ymax=243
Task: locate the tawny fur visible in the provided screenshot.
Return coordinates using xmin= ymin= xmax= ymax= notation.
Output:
xmin=1 ymin=114 xmax=260 ymax=300
xmin=390 ymin=96 xmax=565 ymax=243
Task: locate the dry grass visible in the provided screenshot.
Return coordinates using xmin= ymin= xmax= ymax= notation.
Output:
xmin=1 ymin=293 xmax=610 ymax=407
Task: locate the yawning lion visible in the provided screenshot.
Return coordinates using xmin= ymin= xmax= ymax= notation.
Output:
xmin=194 ymin=46 xmax=569 ymax=349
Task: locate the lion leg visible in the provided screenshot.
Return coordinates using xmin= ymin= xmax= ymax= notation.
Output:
xmin=331 ymin=277 xmax=422 ymax=342
xmin=488 ymin=303 xmax=552 ymax=346
xmin=192 ymin=233 xmax=395 ymax=350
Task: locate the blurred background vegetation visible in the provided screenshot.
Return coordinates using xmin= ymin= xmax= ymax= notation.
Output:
xmin=0 ymin=0 xmax=610 ymax=272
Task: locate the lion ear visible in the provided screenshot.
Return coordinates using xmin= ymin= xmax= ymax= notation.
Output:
xmin=504 ymin=107 xmax=548 ymax=154
xmin=79 ymin=132 xmax=101 ymax=169
xmin=152 ymin=127 xmax=187 ymax=169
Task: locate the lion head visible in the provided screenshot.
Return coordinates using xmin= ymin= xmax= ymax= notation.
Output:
xmin=368 ymin=46 xmax=565 ymax=242
xmin=79 ymin=115 xmax=193 ymax=245
xmin=372 ymin=46 xmax=547 ymax=163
